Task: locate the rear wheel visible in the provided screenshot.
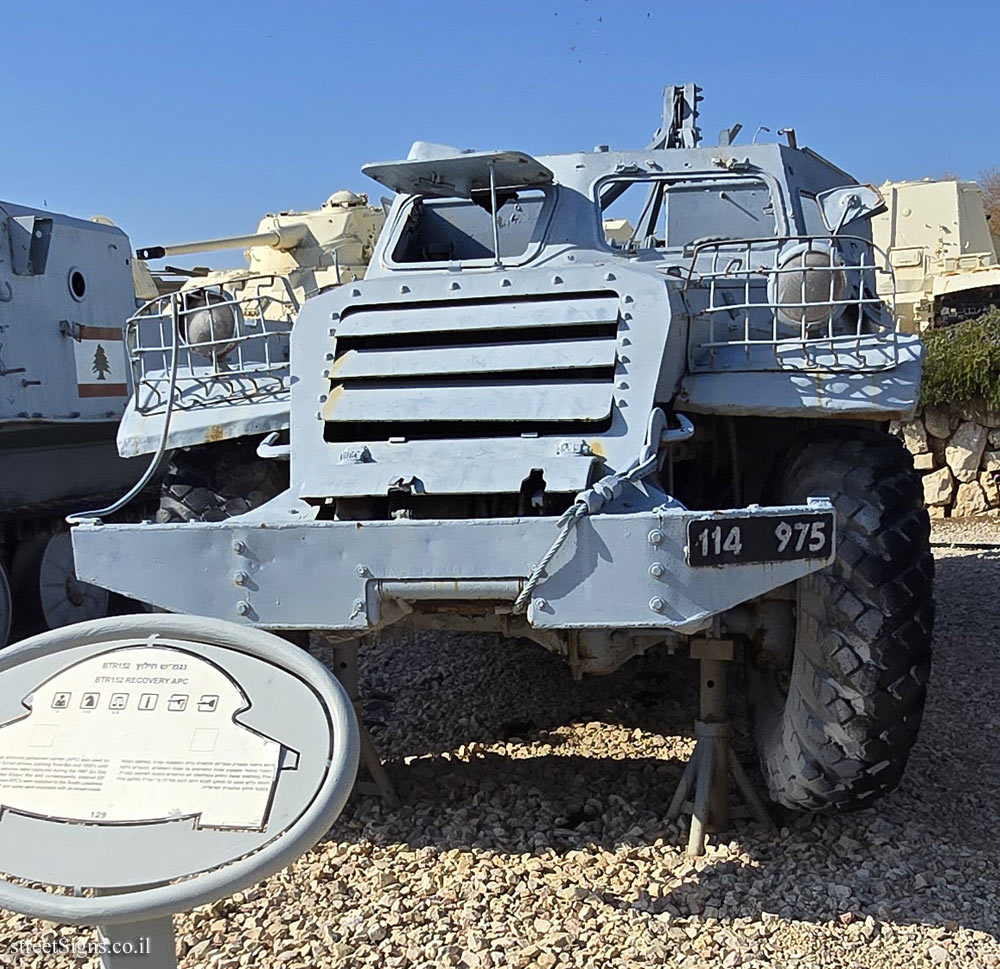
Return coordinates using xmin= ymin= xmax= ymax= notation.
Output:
xmin=12 ymin=531 xmax=110 ymax=635
xmin=747 ymin=427 xmax=934 ymax=812
xmin=156 ymin=438 xmax=287 ymax=524
xmin=39 ymin=532 xmax=110 ymax=629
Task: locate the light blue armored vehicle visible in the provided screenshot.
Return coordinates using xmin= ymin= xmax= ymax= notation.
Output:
xmin=0 ymin=203 xmax=140 ymax=647
xmin=72 ymin=87 xmax=933 ymax=815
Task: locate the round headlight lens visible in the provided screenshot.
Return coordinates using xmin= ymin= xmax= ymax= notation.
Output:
xmin=180 ymin=289 xmax=239 ymax=361
xmin=769 ymin=243 xmax=847 ymax=328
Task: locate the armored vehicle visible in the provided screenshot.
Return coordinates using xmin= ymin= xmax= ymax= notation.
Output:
xmin=73 ymin=86 xmax=932 ymax=816
xmin=0 ymin=202 xmax=140 ymax=646
xmin=872 ymin=177 xmax=1000 ymax=330
xmin=121 ymin=192 xmax=385 ymax=522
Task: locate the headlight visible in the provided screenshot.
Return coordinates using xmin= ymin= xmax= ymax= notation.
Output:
xmin=768 ymin=242 xmax=847 ymax=328
xmin=180 ymin=289 xmax=240 ymax=361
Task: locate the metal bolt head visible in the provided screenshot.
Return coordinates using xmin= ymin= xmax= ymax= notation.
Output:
xmin=353 ymin=599 xmax=366 ymax=613
xmin=236 ymin=600 xmax=251 ymax=616
xmin=649 ymin=562 xmax=665 ymax=578
xmin=648 ymin=529 xmax=664 ymax=546
xmin=234 ymin=571 xmax=249 ymax=586
xmin=532 ymin=598 xmax=548 ymax=612
xmin=232 ymin=540 xmax=246 ymax=554
xmin=355 ymin=564 xmax=369 ymax=577
xmin=649 ymin=596 xmax=666 ymax=613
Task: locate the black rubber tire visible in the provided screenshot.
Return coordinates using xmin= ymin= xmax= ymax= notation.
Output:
xmin=156 ymin=438 xmax=287 ymax=524
xmin=748 ymin=426 xmax=934 ymax=812
xmin=10 ymin=531 xmax=50 ymax=636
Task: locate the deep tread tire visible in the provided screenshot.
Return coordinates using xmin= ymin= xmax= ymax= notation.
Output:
xmin=11 ymin=531 xmax=50 ymax=633
xmin=748 ymin=426 xmax=934 ymax=812
xmin=156 ymin=439 xmax=287 ymax=524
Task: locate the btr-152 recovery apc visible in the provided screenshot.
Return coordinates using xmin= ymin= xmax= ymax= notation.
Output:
xmin=70 ymin=86 xmax=932 ymax=831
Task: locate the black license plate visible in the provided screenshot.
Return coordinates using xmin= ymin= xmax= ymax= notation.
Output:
xmin=686 ymin=512 xmax=835 ymax=567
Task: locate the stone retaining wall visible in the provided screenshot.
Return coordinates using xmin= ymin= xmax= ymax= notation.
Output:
xmin=891 ymin=403 xmax=1000 ymax=518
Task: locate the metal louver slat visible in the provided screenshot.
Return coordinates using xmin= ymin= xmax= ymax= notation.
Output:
xmin=331 ymin=336 xmax=617 ymax=379
xmin=323 ymin=382 xmax=614 ymax=423
xmin=334 ymin=295 xmax=619 ymax=337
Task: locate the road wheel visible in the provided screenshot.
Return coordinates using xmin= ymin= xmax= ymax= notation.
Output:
xmin=747 ymin=427 xmax=934 ymax=812
xmin=11 ymin=532 xmax=50 ymax=636
xmin=39 ymin=532 xmax=110 ymax=629
xmin=156 ymin=438 xmax=287 ymax=524
xmin=13 ymin=531 xmax=110 ymax=635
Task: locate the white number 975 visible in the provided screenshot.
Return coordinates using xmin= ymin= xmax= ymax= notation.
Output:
xmin=774 ymin=519 xmax=827 ymax=553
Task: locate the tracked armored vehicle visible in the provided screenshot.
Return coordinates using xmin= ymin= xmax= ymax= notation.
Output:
xmin=872 ymin=177 xmax=1000 ymax=330
xmin=0 ymin=202 xmax=140 ymax=646
xmin=122 ymin=191 xmax=384 ymax=523
xmin=72 ymin=86 xmax=933 ymax=823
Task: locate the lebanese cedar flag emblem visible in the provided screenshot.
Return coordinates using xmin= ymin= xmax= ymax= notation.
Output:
xmin=73 ymin=326 xmax=128 ymax=398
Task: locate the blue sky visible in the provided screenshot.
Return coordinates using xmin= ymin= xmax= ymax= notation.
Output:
xmin=5 ymin=0 xmax=998 ymax=263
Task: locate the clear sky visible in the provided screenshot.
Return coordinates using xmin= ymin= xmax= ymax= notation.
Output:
xmin=4 ymin=0 xmax=998 ymax=264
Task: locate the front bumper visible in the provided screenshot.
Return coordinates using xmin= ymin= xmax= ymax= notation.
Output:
xmin=73 ymin=498 xmax=834 ymax=634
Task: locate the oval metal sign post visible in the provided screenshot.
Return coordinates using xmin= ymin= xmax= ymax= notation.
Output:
xmin=0 ymin=615 xmax=360 ymax=968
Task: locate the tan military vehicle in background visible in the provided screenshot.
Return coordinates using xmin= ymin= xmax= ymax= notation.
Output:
xmin=132 ymin=189 xmax=384 ymax=305
xmin=872 ymin=178 xmax=1000 ymax=331
xmin=120 ymin=191 xmax=386 ymax=523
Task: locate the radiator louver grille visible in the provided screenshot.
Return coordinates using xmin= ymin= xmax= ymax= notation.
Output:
xmin=323 ymin=292 xmax=620 ymax=442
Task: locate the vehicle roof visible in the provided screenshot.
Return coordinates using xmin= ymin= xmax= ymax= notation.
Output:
xmin=363 ymin=141 xmax=857 ymax=198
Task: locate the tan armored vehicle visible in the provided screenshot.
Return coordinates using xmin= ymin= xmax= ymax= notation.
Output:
xmin=133 ymin=189 xmax=383 ymax=304
xmin=872 ymin=178 xmax=1000 ymax=330
xmin=122 ymin=191 xmax=385 ymax=522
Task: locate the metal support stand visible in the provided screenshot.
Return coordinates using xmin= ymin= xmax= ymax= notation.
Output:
xmin=93 ymin=889 xmax=177 ymax=969
xmin=667 ymin=638 xmax=773 ymax=856
xmin=97 ymin=917 xmax=177 ymax=969
xmin=317 ymin=635 xmax=399 ymax=806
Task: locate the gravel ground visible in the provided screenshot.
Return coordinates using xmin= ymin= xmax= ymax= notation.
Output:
xmin=3 ymin=520 xmax=1000 ymax=968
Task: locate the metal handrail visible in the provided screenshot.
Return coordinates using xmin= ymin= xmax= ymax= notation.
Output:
xmin=682 ymin=234 xmax=899 ymax=373
xmin=126 ymin=274 xmax=299 ymax=413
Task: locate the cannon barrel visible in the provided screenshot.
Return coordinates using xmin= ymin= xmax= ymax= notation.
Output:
xmin=136 ymin=223 xmax=308 ymax=261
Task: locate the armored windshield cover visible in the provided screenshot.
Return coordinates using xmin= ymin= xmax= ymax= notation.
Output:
xmin=362 ymin=143 xmax=553 ymax=199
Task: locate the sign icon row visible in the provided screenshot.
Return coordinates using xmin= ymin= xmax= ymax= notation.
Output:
xmin=50 ymin=692 xmax=220 ymax=713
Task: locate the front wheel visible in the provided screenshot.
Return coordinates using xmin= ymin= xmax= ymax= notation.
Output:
xmin=156 ymin=438 xmax=287 ymax=524
xmin=748 ymin=427 xmax=934 ymax=812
